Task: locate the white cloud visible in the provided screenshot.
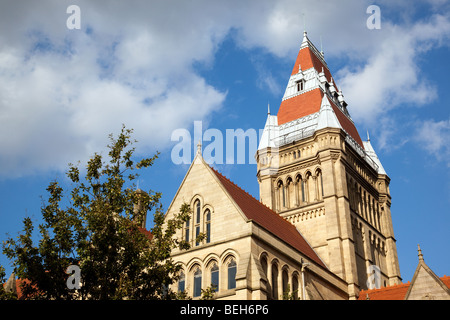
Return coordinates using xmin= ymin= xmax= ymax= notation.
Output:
xmin=336 ymin=13 xmax=450 ymax=126
xmin=415 ymin=118 xmax=450 ymax=165
xmin=0 ymin=0 xmax=449 ymax=177
xmin=0 ymin=1 xmax=229 ymax=178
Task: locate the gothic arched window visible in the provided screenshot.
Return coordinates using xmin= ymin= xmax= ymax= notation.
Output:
xmin=193 ymin=267 xmax=202 ymax=298
xmin=227 ymin=259 xmax=237 ymax=290
xmin=205 ymin=209 xmax=211 ymax=243
xmin=178 ymin=271 xmax=185 ymax=293
xmin=292 ymin=273 xmax=299 ymax=299
xmin=316 ymin=169 xmax=324 ymax=200
xmin=271 ymin=263 xmax=279 ymax=299
xmin=300 ymin=177 xmax=306 ymax=203
xmin=282 ymin=269 xmax=289 ymax=298
xmin=210 ymin=263 xmax=219 ymax=292
xmin=184 ymin=217 xmax=190 ymax=243
xmin=195 ymin=200 xmax=201 ymax=246
xmin=260 ymin=255 xmax=268 ymax=278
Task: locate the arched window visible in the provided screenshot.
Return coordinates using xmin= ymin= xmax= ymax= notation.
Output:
xmin=271 ymin=263 xmax=279 ymax=299
xmin=287 ymin=177 xmax=294 ymax=209
xmin=296 ymin=175 xmax=304 ymax=205
xmin=185 ymin=218 xmax=190 ymax=243
xmin=193 ymin=267 xmax=202 ymax=297
xmin=292 ymin=273 xmax=299 ymax=299
xmin=305 ymin=172 xmax=313 ymax=203
xmin=282 ymin=269 xmax=289 ymax=298
xmin=260 ymin=256 xmax=268 ymax=278
xmin=210 ymin=263 xmax=219 ymax=292
xmin=195 ymin=200 xmax=201 ymax=246
xmin=301 ymin=178 xmax=306 ymax=203
xmin=277 ymin=180 xmax=285 ymax=209
xmin=260 ymin=255 xmax=270 ymax=296
xmin=227 ymin=259 xmax=237 ymax=290
xmin=178 ymin=271 xmax=185 ymax=293
xmin=316 ymin=169 xmax=324 ymax=200
xmin=276 ymin=180 xmax=284 ymax=211
xmin=205 ymin=209 xmax=211 ymax=243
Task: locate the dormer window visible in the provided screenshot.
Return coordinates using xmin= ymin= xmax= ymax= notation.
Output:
xmin=296 ymin=80 xmax=304 ymax=92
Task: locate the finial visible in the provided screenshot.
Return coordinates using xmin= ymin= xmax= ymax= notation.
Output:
xmin=267 ymin=102 xmax=271 ymax=115
xmin=367 ymin=130 xmax=370 ymax=142
xmin=418 ymin=244 xmax=424 ymax=261
xmin=320 ymin=35 xmax=324 ymax=56
xmin=196 ymin=139 xmax=202 ymax=155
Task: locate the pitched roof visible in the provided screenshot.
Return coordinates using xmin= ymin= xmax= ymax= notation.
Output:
xmin=404 ymin=246 xmax=450 ymax=300
xmin=276 ymin=32 xmax=364 ymax=148
xmin=358 ymin=281 xmax=411 ymax=300
xmin=329 ymin=99 xmax=364 ymax=147
xmin=277 ymin=88 xmax=364 ymax=147
xmin=290 ymin=32 xmax=332 ymax=81
xmin=359 ymin=247 xmax=450 ymax=300
xmin=2 ymin=276 xmax=36 ymax=300
xmin=208 ymin=166 xmax=327 ymax=269
xmin=278 ymin=87 xmax=323 ymax=125
xmin=358 ymin=276 xmax=450 ymax=300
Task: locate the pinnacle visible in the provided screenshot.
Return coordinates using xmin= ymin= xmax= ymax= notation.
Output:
xmin=418 ymin=244 xmax=424 ymax=261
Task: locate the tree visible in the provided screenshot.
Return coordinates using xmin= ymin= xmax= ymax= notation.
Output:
xmin=200 ymin=285 xmax=218 ymax=300
xmin=2 ymin=125 xmax=191 ymax=299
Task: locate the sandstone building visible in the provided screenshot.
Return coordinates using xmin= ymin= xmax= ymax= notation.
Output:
xmin=3 ymin=31 xmax=448 ymax=301
xmin=165 ymin=31 xmax=403 ymax=300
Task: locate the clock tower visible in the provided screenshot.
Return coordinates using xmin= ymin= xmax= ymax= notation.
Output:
xmin=256 ymin=31 xmax=402 ymax=299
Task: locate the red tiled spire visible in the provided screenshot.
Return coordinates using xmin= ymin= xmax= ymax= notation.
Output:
xmin=276 ymin=32 xmax=364 ymax=148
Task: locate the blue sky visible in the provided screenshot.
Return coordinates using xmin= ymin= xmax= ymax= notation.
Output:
xmin=0 ymin=0 xmax=449 ymax=285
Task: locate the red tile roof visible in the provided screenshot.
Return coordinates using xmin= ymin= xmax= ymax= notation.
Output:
xmin=278 ymin=88 xmax=323 ymax=125
xmin=329 ymin=98 xmax=364 ymax=147
xmin=358 ymin=275 xmax=450 ymax=300
xmin=15 ymin=278 xmax=30 ymax=300
xmin=277 ymin=88 xmax=364 ymax=148
xmin=2 ymin=277 xmax=37 ymax=300
xmin=277 ymin=37 xmax=364 ymax=148
xmin=291 ymin=46 xmax=332 ymax=82
xmin=358 ymin=282 xmax=410 ymax=300
xmin=209 ymin=166 xmax=327 ymax=269
xmin=138 ymin=227 xmax=153 ymax=241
